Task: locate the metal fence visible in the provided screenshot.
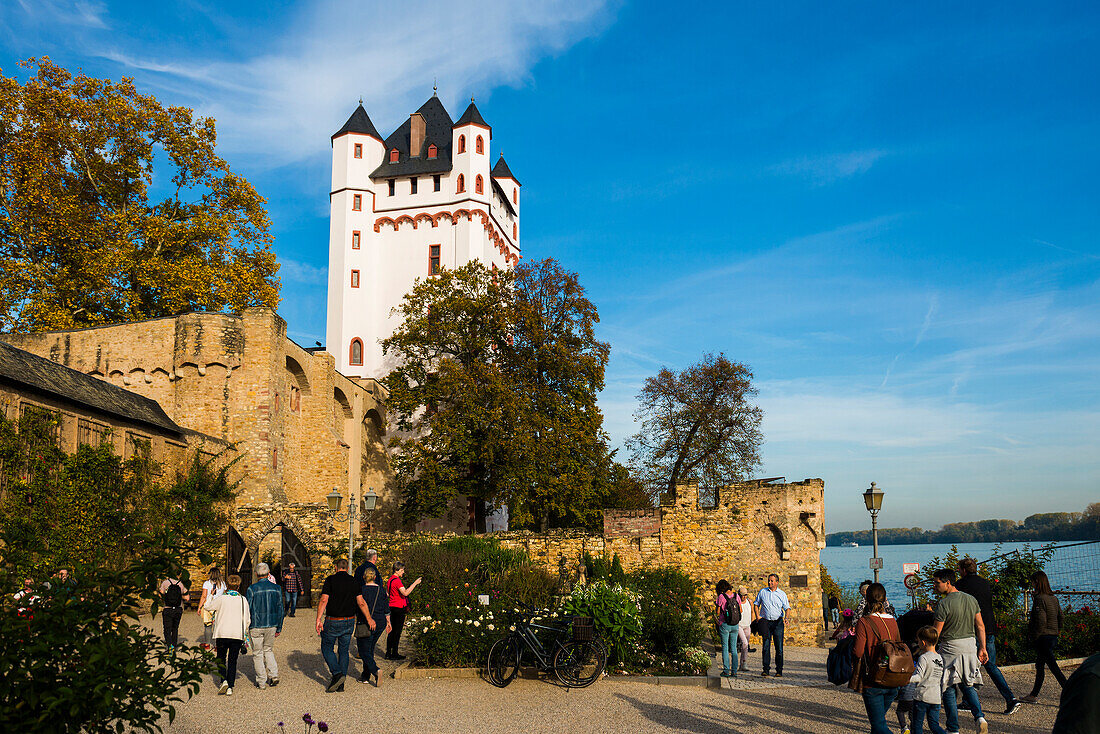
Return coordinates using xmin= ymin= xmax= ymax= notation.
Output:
xmin=982 ymin=539 xmax=1100 ymax=609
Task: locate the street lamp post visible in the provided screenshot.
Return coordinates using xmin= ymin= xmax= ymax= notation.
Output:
xmin=863 ymin=482 xmax=885 ymax=583
xmin=326 ymin=487 xmax=379 ymax=564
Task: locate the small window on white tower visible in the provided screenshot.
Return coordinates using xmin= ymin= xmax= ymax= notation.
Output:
xmin=350 ymin=269 xmax=360 ymax=288
xmin=475 ymin=175 xmax=483 ymax=194
xmin=388 ymin=179 xmax=395 ymax=197
xmin=350 ymin=339 xmax=363 ymax=366
xmin=433 ymin=175 xmax=441 ymax=192
xmin=352 ymin=231 xmax=361 ymax=249
xmin=476 ymin=135 xmax=484 ymax=154
xmin=352 ymin=194 xmax=362 ymax=211
xmin=513 ymin=188 xmax=517 ymax=203
xmin=354 ymin=143 xmax=362 ymax=159
xmin=458 ymin=135 xmax=466 ymax=153
xmin=410 ymin=177 xmax=418 ymax=194
xmin=429 ymin=244 xmax=441 ymax=275
xmin=456 ymin=174 xmax=465 ymax=193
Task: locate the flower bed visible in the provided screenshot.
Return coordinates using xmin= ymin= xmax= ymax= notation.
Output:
xmin=997 ymin=604 xmax=1100 ymax=664
xmin=398 ymin=541 xmax=709 ymax=675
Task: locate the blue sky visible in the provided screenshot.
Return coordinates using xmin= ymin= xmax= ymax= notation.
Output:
xmin=3 ymin=1 xmax=1098 ymax=533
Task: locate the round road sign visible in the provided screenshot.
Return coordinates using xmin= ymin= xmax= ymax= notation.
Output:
xmin=904 ymin=573 xmax=920 ymax=590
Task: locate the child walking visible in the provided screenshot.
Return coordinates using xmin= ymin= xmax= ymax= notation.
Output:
xmin=910 ymin=626 xmax=948 ymax=734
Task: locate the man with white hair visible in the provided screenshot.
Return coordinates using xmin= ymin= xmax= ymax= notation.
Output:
xmin=245 ymin=562 xmax=285 ymax=689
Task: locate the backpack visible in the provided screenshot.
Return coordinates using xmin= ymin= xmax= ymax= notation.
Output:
xmin=826 ymin=635 xmax=854 ymax=685
xmin=721 ymin=597 xmax=742 ymax=626
xmin=865 ymin=615 xmax=915 ymax=688
xmin=163 ymin=581 xmax=183 ymax=608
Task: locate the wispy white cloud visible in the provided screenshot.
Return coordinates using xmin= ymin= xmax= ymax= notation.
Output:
xmin=769 ymin=149 xmax=890 ymax=186
xmin=279 ymin=258 xmax=326 ymax=286
xmin=88 ymin=1 xmax=618 ymax=168
xmin=14 ymin=0 xmax=108 ymax=29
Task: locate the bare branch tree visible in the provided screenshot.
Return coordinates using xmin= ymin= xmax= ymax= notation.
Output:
xmin=627 ymin=353 xmax=763 ymax=502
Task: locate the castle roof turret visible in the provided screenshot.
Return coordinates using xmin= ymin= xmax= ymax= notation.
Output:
xmin=491 ymin=155 xmax=520 ymax=186
xmin=454 ymin=100 xmax=490 ymax=131
xmin=332 ymin=103 xmax=382 ymax=142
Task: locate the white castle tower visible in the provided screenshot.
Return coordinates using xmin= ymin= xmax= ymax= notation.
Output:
xmin=326 ymin=94 xmax=522 ymax=378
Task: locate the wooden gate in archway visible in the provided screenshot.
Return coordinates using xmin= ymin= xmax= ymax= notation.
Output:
xmin=226 ymin=527 xmax=252 ymax=582
xmin=281 ymin=523 xmax=312 ymax=608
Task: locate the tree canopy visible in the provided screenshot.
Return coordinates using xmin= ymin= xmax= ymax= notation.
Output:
xmin=382 ymin=258 xmax=639 ymax=529
xmin=627 ymin=352 xmax=764 ymax=502
xmin=0 ymin=58 xmax=279 ymax=332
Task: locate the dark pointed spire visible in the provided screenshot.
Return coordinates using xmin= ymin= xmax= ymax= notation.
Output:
xmin=491 ymin=154 xmax=519 ymax=185
xmin=454 ymin=99 xmax=489 ymax=129
xmin=332 ymin=103 xmax=382 ymax=141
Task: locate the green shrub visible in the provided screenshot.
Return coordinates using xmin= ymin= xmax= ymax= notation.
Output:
xmin=583 ymin=551 xmax=628 ymax=584
xmin=627 ymin=566 xmax=705 ymax=659
xmin=561 ymin=580 xmax=642 ymax=663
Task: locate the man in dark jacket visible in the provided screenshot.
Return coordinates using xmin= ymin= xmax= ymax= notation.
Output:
xmin=354 ymin=549 xmax=381 ymax=590
xmin=956 ymin=558 xmax=1021 ymax=714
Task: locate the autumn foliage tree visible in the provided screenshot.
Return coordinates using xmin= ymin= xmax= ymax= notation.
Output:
xmin=382 ymin=258 xmax=632 ymax=530
xmin=0 ymin=58 xmax=279 ymax=332
xmin=627 ymin=353 xmax=764 ymax=503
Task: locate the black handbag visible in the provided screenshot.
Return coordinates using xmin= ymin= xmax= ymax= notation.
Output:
xmin=355 ymin=585 xmax=383 ymax=638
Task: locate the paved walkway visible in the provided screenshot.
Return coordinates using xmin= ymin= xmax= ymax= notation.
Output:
xmin=153 ymin=613 xmax=1066 ymax=733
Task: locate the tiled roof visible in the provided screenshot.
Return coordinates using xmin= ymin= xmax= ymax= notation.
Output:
xmin=370 ymin=95 xmax=455 ymax=179
xmin=454 ymin=101 xmax=489 ymax=128
xmin=0 ymin=340 xmax=183 ymax=436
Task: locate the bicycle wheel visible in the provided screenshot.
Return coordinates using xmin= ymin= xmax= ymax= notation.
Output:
xmin=553 ymin=638 xmax=607 ymax=688
xmin=487 ymin=635 xmax=521 ymax=688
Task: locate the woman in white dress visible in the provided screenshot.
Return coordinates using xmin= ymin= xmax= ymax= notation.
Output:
xmin=736 ymin=585 xmax=754 ymax=672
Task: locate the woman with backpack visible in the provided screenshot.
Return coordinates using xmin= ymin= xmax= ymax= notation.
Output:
xmin=714 ymin=579 xmax=740 ymax=678
xmin=850 ymin=583 xmax=912 ymax=734
xmin=1020 ymin=570 xmax=1067 ymax=703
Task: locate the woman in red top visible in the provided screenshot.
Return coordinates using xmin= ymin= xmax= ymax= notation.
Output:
xmin=851 ymin=583 xmax=902 ymax=734
xmin=384 ymin=562 xmax=421 ymax=661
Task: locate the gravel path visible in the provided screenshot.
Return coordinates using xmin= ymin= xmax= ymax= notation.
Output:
xmin=154 ymin=613 xmax=1066 ymax=733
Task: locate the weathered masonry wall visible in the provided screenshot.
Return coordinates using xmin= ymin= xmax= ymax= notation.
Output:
xmin=3 ymin=308 xmax=398 ymax=531
xmin=489 ymin=479 xmax=827 ymax=645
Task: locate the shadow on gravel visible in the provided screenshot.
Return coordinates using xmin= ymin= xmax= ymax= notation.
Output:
xmin=614 ymin=693 xmax=738 ymax=734
xmin=286 ymin=650 xmax=334 ymax=685
xmin=707 ymin=688 xmax=867 ymax=732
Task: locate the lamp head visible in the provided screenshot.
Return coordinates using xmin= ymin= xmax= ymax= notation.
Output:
xmin=362 ymin=487 xmax=378 ymax=512
xmin=863 ymin=482 xmax=884 ymax=513
xmin=326 ymin=488 xmax=342 ymax=513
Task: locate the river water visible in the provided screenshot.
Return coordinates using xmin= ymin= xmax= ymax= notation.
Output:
xmin=819 ymin=541 xmax=1056 ymax=610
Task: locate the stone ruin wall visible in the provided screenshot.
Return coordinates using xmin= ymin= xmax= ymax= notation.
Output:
xmin=486 ymin=479 xmax=826 ymax=645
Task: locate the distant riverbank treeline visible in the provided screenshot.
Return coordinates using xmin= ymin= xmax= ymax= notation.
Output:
xmin=826 ymin=504 xmax=1099 ymax=546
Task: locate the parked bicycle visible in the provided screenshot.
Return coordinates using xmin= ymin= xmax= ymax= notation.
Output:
xmin=486 ymin=601 xmax=607 ymax=688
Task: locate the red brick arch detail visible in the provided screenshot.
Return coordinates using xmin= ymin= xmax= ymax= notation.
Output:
xmin=374 ymin=217 xmax=396 ymax=232
xmin=433 ymin=211 xmax=454 ymax=225
xmin=395 ymin=214 xmax=417 ymax=230
xmin=414 ymin=212 xmax=436 ymax=228
xmin=453 ymin=208 xmax=473 ymax=222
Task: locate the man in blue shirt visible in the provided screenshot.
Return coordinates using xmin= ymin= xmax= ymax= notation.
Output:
xmin=246 ymin=562 xmax=285 ymax=689
xmin=753 ymin=573 xmax=790 ymax=677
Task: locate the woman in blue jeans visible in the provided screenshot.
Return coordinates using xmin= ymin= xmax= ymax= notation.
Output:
xmin=714 ymin=580 xmax=739 ymax=677
xmin=355 ymin=568 xmax=392 ymax=686
xmin=850 ymin=583 xmax=902 ymax=734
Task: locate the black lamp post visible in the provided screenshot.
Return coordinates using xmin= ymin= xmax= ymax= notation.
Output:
xmin=863 ymin=481 xmax=885 ymax=583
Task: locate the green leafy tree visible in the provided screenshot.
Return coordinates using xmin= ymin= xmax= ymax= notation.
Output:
xmin=0 ymin=411 xmax=237 ymax=732
xmin=0 ymin=57 xmax=279 ymax=332
xmin=382 ymin=258 xmax=621 ymax=529
xmin=627 ymin=353 xmax=763 ymax=503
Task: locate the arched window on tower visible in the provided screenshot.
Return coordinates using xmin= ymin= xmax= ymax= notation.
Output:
xmin=456 ymin=174 xmax=465 ymax=193
xmin=458 ymin=135 xmax=466 ymax=154
xmin=476 ymin=135 xmax=484 ymax=154
xmin=349 ymin=338 xmax=363 ymax=366
xmin=513 ymin=188 xmax=517 ymax=203
xmin=475 ymin=175 xmax=483 ymax=194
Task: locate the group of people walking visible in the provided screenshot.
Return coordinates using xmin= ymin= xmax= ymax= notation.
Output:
xmin=838 ymin=558 xmax=1071 ymax=734
xmin=159 ymin=550 xmax=421 ymax=695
